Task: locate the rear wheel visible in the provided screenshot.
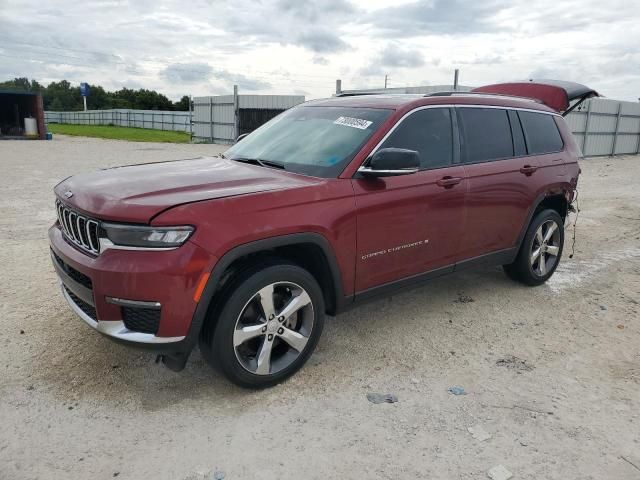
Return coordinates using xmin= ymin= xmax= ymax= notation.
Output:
xmin=504 ymin=209 xmax=564 ymax=286
xmin=200 ymin=261 xmax=325 ymax=389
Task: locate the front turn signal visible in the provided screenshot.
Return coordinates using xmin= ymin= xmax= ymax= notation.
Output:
xmin=193 ymin=272 xmax=211 ymax=302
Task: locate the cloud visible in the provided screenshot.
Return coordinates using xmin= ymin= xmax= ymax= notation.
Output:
xmin=121 ymin=78 xmax=145 ymax=90
xmin=297 ymin=29 xmax=347 ymax=53
xmin=222 ymin=0 xmax=357 ymax=53
xmin=379 ymin=45 xmax=425 ymax=68
xmin=456 ymin=55 xmax=505 ymax=66
xmin=276 ymin=0 xmax=357 ymax=22
xmin=161 ymin=63 xmax=213 ymax=84
xmin=214 ymin=70 xmax=271 ymax=91
xmin=0 ymin=0 xmax=639 ymax=101
xmin=360 ymin=44 xmax=426 ymax=76
xmin=364 ymin=0 xmax=503 ymax=37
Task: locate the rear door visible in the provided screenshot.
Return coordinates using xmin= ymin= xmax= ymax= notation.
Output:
xmin=518 ymin=110 xmax=567 ymax=177
xmin=352 ymin=107 xmax=467 ymax=293
xmin=456 ymin=107 xmax=540 ymax=262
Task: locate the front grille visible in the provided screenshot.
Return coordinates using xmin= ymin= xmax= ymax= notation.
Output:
xmin=64 ymin=286 xmax=97 ymax=320
xmin=56 ymin=199 xmax=100 ymax=255
xmin=122 ymin=307 xmax=161 ymax=334
xmin=52 ymin=250 xmax=93 ymax=290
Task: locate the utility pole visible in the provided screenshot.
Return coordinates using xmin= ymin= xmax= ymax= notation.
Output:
xmin=188 ymin=94 xmax=193 ymax=142
xmin=384 ymin=74 xmax=388 ymax=89
xmin=233 ymin=84 xmax=239 ymax=141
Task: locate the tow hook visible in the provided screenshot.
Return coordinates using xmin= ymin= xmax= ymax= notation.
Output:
xmin=156 ymin=352 xmax=190 ymax=372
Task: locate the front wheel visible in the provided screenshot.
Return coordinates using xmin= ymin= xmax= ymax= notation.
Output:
xmin=200 ymin=261 xmax=325 ymax=389
xmin=504 ymin=209 xmax=564 ymax=286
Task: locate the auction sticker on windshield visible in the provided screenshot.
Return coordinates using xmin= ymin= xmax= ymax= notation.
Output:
xmin=334 ymin=116 xmax=373 ymax=130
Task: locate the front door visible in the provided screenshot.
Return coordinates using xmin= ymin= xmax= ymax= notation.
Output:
xmin=352 ymin=107 xmax=467 ymax=293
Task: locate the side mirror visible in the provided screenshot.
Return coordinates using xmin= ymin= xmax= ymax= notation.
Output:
xmin=236 ymin=133 xmax=249 ymax=143
xmin=358 ymin=148 xmax=420 ymax=177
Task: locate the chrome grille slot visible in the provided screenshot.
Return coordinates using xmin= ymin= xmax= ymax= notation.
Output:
xmin=55 ymin=199 xmax=100 ymax=255
xmin=77 ymin=216 xmax=88 ymax=245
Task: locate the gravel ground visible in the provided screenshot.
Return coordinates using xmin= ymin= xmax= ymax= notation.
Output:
xmin=1 ymin=135 xmax=639 ymax=480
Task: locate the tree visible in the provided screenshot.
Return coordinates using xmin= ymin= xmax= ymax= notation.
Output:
xmin=86 ymin=85 xmax=111 ymax=110
xmin=1 ymin=77 xmax=185 ymax=111
xmin=49 ymin=98 xmax=65 ymax=111
xmin=0 ymin=77 xmax=44 ymax=92
xmin=174 ymin=95 xmax=191 ymax=111
xmin=44 ymin=80 xmax=82 ymax=110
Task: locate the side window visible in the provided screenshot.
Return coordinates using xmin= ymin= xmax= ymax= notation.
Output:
xmin=379 ymin=108 xmax=453 ymax=170
xmin=518 ymin=111 xmax=564 ymax=154
xmin=508 ymin=110 xmax=527 ymax=156
xmin=458 ymin=108 xmax=513 ymax=163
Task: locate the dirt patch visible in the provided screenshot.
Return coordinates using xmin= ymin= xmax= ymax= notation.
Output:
xmin=496 ymin=355 xmax=535 ymax=372
xmin=0 ymin=138 xmax=639 ymax=480
xmin=454 ymin=293 xmax=475 ymax=303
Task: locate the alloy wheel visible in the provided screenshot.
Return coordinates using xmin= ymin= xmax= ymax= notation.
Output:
xmin=233 ymin=282 xmax=314 ymax=375
xmin=530 ymin=219 xmax=561 ymax=276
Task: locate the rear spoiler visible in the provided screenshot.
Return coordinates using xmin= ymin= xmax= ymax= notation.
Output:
xmin=471 ymin=79 xmax=599 ymax=116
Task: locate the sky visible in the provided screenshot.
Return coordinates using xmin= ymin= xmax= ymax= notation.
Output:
xmin=1 ymin=0 xmax=638 ymax=101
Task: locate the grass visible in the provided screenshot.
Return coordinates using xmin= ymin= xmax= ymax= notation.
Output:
xmin=47 ymin=124 xmax=191 ymax=143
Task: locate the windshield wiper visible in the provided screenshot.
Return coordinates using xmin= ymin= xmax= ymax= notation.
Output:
xmin=258 ymin=159 xmax=285 ymax=169
xmin=229 ymin=157 xmax=285 ymax=169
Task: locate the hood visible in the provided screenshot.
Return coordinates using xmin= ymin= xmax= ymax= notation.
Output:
xmin=54 ymin=156 xmax=318 ymax=223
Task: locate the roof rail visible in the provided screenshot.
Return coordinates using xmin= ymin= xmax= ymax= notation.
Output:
xmin=334 ymin=92 xmax=381 ymax=97
xmin=425 ymin=91 xmax=543 ymax=103
xmin=334 ymin=92 xmax=417 ymax=97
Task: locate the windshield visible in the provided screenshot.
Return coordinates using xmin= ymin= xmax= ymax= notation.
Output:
xmin=224 ymin=106 xmax=392 ymax=178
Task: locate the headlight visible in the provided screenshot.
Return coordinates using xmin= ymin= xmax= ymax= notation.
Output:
xmin=101 ymin=223 xmax=194 ymax=249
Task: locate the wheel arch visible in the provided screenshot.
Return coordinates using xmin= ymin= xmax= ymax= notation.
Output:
xmin=185 ymin=233 xmax=346 ymax=351
xmin=515 ymin=190 xmax=570 ymax=250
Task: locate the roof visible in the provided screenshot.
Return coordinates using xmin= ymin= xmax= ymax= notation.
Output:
xmin=303 ymin=93 xmax=556 ymax=113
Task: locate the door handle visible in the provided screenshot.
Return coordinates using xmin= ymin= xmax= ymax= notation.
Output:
xmin=436 ymin=176 xmax=463 ymax=188
xmin=520 ymin=165 xmax=538 ymax=176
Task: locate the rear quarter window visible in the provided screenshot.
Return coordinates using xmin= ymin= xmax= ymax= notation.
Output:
xmin=518 ymin=111 xmax=564 ymax=155
xmin=458 ymin=108 xmax=514 ymax=163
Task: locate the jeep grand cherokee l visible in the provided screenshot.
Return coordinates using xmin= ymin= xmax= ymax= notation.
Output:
xmin=50 ymin=80 xmax=593 ymax=388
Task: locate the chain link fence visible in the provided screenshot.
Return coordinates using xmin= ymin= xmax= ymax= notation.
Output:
xmin=45 ymin=109 xmax=192 ymax=133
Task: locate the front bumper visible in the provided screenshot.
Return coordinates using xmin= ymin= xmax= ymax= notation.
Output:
xmin=49 ymin=224 xmax=217 ymax=351
xmin=58 ymin=281 xmax=185 ymax=344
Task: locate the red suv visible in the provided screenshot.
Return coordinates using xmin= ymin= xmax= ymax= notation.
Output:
xmin=50 ymin=80 xmax=592 ymax=388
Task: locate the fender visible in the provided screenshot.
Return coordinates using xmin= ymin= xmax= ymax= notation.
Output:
xmin=180 ymin=232 xmax=349 ymax=353
xmin=514 ymin=189 xmax=570 ymax=252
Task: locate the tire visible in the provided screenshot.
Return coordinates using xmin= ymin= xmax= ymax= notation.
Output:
xmin=503 ymin=209 xmax=564 ymax=286
xmin=200 ymin=260 xmax=325 ymax=389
